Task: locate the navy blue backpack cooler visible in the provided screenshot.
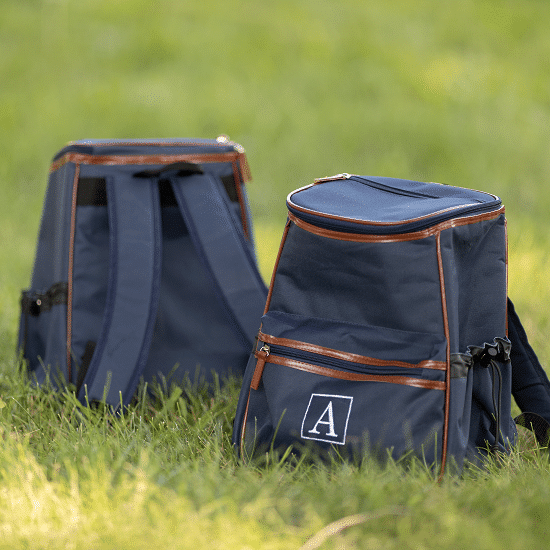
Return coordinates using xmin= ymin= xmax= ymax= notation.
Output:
xmin=19 ymin=137 xmax=267 ymax=407
xmin=232 ymin=174 xmax=550 ymax=474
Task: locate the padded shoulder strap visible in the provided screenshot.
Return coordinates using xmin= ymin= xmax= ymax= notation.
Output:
xmin=170 ymin=172 xmax=267 ymax=350
xmin=77 ymin=173 xmax=162 ymax=407
xmin=509 ymin=298 xmax=550 ymax=444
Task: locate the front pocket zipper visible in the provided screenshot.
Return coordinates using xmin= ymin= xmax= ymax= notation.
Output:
xmin=250 ymin=334 xmax=446 ymax=392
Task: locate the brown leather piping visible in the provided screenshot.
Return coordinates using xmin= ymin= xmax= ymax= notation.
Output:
xmin=287 ymin=183 xmax=500 ymax=227
xmin=259 ymin=353 xmax=445 ymax=390
xmin=436 ymin=232 xmax=451 ymax=478
xmin=258 ymin=332 xmax=446 ymax=371
xmin=263 ymin=219 xmax=291 ymax=314
xmin=50 ymin=151 xmax=248 ymax=175
xmin=231 ymin=158 xmax=250 ymax=240
xmin=66 ymin=164 xmax=80 ymax=382
xmin=288 ymin=208 xmax=505 ymax=243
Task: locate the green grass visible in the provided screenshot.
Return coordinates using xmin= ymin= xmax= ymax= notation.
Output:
xmin=2 ymin=0 xmax=550 ymax=547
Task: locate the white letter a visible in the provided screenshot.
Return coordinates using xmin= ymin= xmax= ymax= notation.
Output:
xmin=308 ymin=401 xmax=337 ymax=437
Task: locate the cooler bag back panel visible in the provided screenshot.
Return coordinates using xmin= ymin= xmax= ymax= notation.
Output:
xmin=233 ymin=174 xmax=510 ymax=474
xmin=19 ymin=138 xmax=268 ymax=406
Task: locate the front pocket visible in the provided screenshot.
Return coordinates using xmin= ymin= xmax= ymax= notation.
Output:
xmin=241 ymin=311 xmax=449 ymax=467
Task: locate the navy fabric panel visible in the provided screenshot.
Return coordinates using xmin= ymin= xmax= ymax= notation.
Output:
xmin=446 ymin=376 xmax=473 ymax=468
xmin=439 ymin=215 xmax=507 ymax=353
xmin=269 ymin=223 xmax=444 ymax=335
xmin=31 ymin=163 xmax=75 ymax=289
xmin=140 ymin=206 xmax=252 ymax=385
xmin=258 ymin=363 xmax=445 ymax=464
xmin=23 ymin=163 xmax=76 ymax=380
xmin=171 ymin=173 xmax=267 ymax=349
xmin=509 ymin=299 xmax=550 ymax=423
xmin=288 ymin=177 xmax=501 ymax=234
xmin=79 ymin=175 xmax=161 ymax=405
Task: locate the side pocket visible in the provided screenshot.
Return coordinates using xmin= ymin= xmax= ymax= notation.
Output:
xmin=446 ymin=354 xmax=474 ymax=472
xmin=464 ymin=338 xmax=515 ymax=462
xmin=19 ymin=283 xmax=68 ymax=378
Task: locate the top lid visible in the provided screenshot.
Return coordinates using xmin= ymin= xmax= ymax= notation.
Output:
xmin=287 ymin=174 xmax=502 ymax=235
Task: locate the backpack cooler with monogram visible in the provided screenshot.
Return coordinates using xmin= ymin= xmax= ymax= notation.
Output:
xmin=232 ymin=173 xmax=550 ymax=473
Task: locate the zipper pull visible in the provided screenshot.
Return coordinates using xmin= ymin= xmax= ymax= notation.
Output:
xmin=314 ymin=173 xmax=351 ymax=184
xmin=250 ymin=344 xmax=270 ymax=390
xmin=217 ymin=134 xmax=245 ymax=153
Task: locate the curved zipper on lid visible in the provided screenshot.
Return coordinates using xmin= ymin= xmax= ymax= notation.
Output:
xmin=349 ymin=175 xmax=440 ymax=199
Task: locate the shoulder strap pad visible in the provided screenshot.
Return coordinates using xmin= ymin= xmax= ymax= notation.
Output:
xmin=77 ymin=173 xmax=162 ymax=407
xmin=509 ymin=298 xmax=550 ymax=444
xmin=170 ymin=172 xmax=267 ymax=349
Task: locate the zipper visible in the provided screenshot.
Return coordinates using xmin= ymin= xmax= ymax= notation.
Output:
xmin=249 ymin=337 xmax=445 ymax=391
xmin=250 ymin=345 xmax=270 ymax=389
xmin=350 ymin=176 xmax=440 ymax=199
xmin=267 ymin=343 xmax=424 ymax=378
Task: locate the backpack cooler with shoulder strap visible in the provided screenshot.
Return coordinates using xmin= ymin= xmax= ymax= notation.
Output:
xmin=232 ymin=173 xmax=550 ymax=473
xmin=19 ymin=137 xmax=267 ymax=407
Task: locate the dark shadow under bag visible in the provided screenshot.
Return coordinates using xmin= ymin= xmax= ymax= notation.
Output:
xmin=232 ymin=174 xmax=550 ymax=474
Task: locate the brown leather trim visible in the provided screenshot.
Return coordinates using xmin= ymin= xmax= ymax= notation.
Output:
xmin=258 ymin=332 xmax=446 ymax=371
xmin=287 ymin=207 xmax=506 ymax=243
xmin=49 ymin=151 xmax=248 ymax=176
xmin=264 ymin=219 xmax=291 ymax=314
xmin=250 ymin=350 xmax=268 ymax=390
xmin=231 ymin=159 xmax=250 ymax=239
xmin=436 ymin=232 xmax=450 ymax=478
xmin=287 ymin=183 xmax=501 ymax=228
xmin=264 ymin=354 xmax=445 ymax=390
xmin=236 ymin=150 xmax=252 ymax=182
xmin=66 ymin=164 xmax=80 ymax=381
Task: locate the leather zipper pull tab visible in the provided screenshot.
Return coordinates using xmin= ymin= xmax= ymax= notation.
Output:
xmin=250 ymin=345 xmax=270 ymax=390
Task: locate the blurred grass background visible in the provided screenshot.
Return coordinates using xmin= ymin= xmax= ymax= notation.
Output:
xmin=1 ymin=2 xmax=550 ymax=546
xmin=2 ymin=1 xmax=550 ymax=359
